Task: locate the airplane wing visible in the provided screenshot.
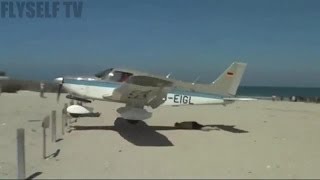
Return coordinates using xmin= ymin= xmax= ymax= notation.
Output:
xmin=103 ymin=75 xmax=174 ymax=109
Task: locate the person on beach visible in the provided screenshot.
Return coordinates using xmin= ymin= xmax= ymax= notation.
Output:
xmin=40 ymin=81 xmax=45 ymax=98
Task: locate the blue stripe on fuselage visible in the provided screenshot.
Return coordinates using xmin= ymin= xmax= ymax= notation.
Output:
xmin=64 ymin=79 xmax=121 ymax=88
xmin=64 ymin=79 xmax=223 ymax=99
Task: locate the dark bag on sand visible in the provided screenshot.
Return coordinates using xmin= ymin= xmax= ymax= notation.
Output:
xmin=174 ymin=121 xmax=204 ymax=130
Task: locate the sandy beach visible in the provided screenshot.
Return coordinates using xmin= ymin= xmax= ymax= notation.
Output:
xmin=0 ymin=91 xmax=320 ymax=179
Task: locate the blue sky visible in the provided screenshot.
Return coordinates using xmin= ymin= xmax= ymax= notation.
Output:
xmin=0 ymin=0 xmax=320 ymax=87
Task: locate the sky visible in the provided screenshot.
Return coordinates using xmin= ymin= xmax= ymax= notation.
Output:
xmin=0 ymin=0 xmax=320 ymax=87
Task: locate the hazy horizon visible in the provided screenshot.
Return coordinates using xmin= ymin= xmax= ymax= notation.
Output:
xmin=2 ymin=67 xmax=320 ymax=88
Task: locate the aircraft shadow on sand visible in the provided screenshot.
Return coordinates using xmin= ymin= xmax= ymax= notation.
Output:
xmin=71 ymin=118 xmax=248 ymax=147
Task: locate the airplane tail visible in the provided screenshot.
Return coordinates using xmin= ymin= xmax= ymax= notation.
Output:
xmin=209 ymin=62 xmax=247 ymax=96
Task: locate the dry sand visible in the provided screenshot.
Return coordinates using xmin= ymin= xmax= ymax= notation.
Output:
xmin=0 ymin=91 xmax=320 ymax=179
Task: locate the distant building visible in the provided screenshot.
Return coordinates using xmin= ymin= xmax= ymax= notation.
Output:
xmin=0 ymin=71 xmax=8 ymax=93
xmin=0 ymin=71 xmax=9 ymax=80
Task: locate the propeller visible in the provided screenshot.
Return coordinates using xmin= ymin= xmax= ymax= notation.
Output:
xmin=54 ymin=77 xmax=64 ymax=102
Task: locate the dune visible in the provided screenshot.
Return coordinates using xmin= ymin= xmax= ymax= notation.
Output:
xmin=0 ymin=91 xmax=320 ymax=179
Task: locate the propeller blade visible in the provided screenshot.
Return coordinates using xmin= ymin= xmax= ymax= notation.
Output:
xmin=55 ymin=77 xmax=64 ymax=102
xmin=57 ymin=84 xmax=62 ymax=102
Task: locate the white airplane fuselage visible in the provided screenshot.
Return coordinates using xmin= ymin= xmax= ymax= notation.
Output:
xmin=56 ymin=62 xmax=249 ymax=121
xmin=63 ymin=78 xmax=225 ymax=107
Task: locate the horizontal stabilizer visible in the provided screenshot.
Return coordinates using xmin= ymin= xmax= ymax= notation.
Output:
xmin=223 ymin=97 xmax=257 ymax=101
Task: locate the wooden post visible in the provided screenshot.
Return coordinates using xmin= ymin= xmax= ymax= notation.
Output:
xmin=51 ymin=110 xmax=57 ymax=143
xmin=43 ymin=127 xmax=46 ymax=158
xmin=61 ymin=111 xmax=65 ymax=136
xmin=63 ymin=103 xmax=68 ymax=134
xmin=42 ymin=116 xmax=50 ymax=159
xmin=17 ymin=128 xmax=25 ymax=179
xmin=62 ymin=113 xmax=65 ymax=136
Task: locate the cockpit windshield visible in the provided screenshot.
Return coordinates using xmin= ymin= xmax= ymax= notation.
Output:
xmin=108 ymin=71 xmax=133 ymax=82
xmin=95 ymin=68 xmax=133 ymax=82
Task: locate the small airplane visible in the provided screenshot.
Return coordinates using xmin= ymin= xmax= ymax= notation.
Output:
xmin=54 ymin=62 xmax=253 ymax=124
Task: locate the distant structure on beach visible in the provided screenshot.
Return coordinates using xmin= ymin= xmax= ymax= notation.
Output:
xmin=0 ymin=71 xmax=9 ymax=80
xmin=0 ymin=71 xmax=9 ymax=94
xmin=0 ymin=71 xmax=59 ymax=93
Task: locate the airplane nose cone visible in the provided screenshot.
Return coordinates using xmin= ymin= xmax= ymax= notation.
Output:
xmin=54 ymin=77 xmax=63 ymax=83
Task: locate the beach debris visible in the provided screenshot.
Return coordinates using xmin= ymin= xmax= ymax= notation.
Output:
xmin=266 ymin=165 xmax=271 ymax=169
xmin=174 ymin=121 xmax=204 ymax=129
xmin=1 ymin=123 xmax=6 ymax=126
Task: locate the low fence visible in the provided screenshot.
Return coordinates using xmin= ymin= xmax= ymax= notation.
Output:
xmin=16 ymin=104 xmax=69 ymax=179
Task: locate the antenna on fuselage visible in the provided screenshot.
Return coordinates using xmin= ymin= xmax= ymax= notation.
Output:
xmin=192 ymin=76 xmax=200 ymax=85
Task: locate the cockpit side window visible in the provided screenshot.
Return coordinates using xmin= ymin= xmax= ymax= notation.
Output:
xmin=108 ymin=71 xmax=133 ymax=82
